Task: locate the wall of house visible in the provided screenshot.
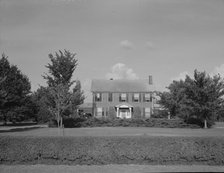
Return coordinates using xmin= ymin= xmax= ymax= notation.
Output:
xmin=93 ymin=92 xmax=153 ymax=118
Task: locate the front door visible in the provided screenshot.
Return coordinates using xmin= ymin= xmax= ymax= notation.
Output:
xmin=119 ymin=108 xmax=131 ymax=119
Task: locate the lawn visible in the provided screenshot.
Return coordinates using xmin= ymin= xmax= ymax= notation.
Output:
xmin=1 ymin=126 xmax=224 ymax=137
xmin=1 ymin=126 xmax=224 ymax=166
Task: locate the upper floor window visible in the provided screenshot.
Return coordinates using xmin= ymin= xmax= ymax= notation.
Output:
xmin=95 ymin=93 xmax=102 ymax=102
xmin=108 ymin=93 xmax=113 ymax=102
xmin=120 ymin=93 xmax=127 ymax=102
xmin=144 ymin=93 xmax=151 ymax=102
xmin=133 ymin=93 xmax=140 ymax=102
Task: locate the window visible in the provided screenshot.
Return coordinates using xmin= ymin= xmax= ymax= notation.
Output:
xmin=144 ymin=93 xmax=151 ymax=102
xmin=133 ymin=93 xmax=140 ymax=102
xmin=108 ymin=93 xmax=113 ymax=102
xmin=120 ymin=93 xmax=127 ymax=102
xmin=145 ymin=108 xmax=151 ymax=118
xmin=97 ymin=107 xmax=103 ymax=116
xmin=95 ymin=93 xmax=102 ymax=102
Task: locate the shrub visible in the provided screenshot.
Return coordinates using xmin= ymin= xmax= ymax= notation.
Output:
xmin=108 ymin=106 xmax=116 ymax=119
xmin=49 ymin=117 xmax=201 ymax=129
xmin=151 ymin=109 xmax=168 ymax=118
xmin=48 ymin=119 xmax=58 ymax=127
xmin=185 ymin=117 xmax=214 ymax=128
xmin=81 ymin=117 xmax=201 ymax=128
xmin=63 ymin=117 xmax=86 ymax=128
xmin=0 ymin=136 xmax=224 ymax=165
xmin=133 ymin=107 xmax=142 ymax=119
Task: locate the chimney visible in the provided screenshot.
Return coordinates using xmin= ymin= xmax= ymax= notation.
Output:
xmin=149 ymin=75 xmax=153 ymax=85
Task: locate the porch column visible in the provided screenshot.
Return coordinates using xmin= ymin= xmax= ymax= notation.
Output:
xmin=129 ymin=107 xmax=132 ymax=118
xmin=116 ymin=107 xmax=119 ymax=118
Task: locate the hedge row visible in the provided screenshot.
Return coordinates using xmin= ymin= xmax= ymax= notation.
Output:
xmin=1 ymin=136 xmax=224 ymax=165
xmin=49 ymin=118 xmax=201 ymax=128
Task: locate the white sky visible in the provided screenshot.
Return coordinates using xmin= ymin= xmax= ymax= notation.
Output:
xmin=1 ymin=0 xmax=224 ymax=102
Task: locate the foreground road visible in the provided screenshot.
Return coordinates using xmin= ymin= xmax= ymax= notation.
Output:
xmin=1 ymin=165 xmax=224 ymax=173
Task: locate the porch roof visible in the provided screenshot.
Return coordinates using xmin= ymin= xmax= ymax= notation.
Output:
xmin=115 ymin=103 xmax=133 ymax=108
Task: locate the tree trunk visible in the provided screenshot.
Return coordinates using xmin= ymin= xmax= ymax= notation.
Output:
xmin=168 ymin=112 xmax=171 ymax=120
xmin=60 ymin=116 xmax=63 ymax=128
xmin=3 ymin=114 xmax=7 ymax=125
xmin=204 ymin=119 xmax=208 ymax=129
xmin=57 ymin=111 xmax=60 ymax=128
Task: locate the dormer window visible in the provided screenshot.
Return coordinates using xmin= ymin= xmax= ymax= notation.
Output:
xmin=144 ymin=93 xmax=151 ymax=102
xmin=120 ymin=93 xmax=127 ymax=102
xmin=133 ymin=93 xmax=140 ymax=102
xmin=95 ymin=93 xmax=102 ymax=102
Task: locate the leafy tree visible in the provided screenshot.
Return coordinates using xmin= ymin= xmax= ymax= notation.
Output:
xmin=42 ymin=50 xmax=84 ymax=127
xmin=183 ymin=70 xmax=224 ymax=128
xmin=159 ymin=70 xmax=224 ymax=128
xmin=0 ymin=54 xmax=31 ymax=124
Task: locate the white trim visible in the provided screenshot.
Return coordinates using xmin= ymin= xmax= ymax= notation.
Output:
xmin=119 ymin=104 xmax=130 ymax=108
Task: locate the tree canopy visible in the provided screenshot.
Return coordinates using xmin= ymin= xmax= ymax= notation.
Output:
xmin=0 ymin=54 xmax=31 ymax=124
xmin=159 ymin=70 xmax=224 ymax=128
xmin=43 ymin=50 xmax=78 ymax=87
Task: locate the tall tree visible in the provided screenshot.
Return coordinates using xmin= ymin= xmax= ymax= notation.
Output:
xmin=0 ymin=54 xmax=31 ymax=124
xmin=43 ymin=50 xmax=84 ymax=127
xmin=184 ymin=70 xmax=224 ymax=128
xmin=159 ymin=70 xmax=224 ymax=128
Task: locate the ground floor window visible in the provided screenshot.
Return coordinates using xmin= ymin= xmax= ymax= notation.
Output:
xmin=145 ymin=107 xmax=151 ymax=118
xmin=97 ymin=107 xmax=103 ymax=116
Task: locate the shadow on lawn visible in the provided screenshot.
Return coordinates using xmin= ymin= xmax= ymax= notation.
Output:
xmin=0 ymin=122 xmax=37 ymax=127
xmin=0 ymin=127 xmax=41 ymax=133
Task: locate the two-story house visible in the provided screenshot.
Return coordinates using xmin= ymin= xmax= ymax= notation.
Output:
xmin=91 ymin=76 xmax=155 ymax=119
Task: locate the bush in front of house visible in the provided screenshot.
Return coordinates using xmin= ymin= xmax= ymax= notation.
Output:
xmin=151 ymin=109 xmax=169 ymax=119
xmin=133 ymin=107 xmax=142 ymax=119
xmin=1 ymin=136 xmax=224 ymax=165
xmin=70 ymin=117 xmax=200 ymax=128
xmin=48 ymin=116 xmax=201 ymax=128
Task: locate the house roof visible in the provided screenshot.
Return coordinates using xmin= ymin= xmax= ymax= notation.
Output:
xmin=91 ymin=79 xmax=154 ymax=92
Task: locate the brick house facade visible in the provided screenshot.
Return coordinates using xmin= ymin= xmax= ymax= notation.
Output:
xmin=91 ymin=77 xmax=155 ymax=119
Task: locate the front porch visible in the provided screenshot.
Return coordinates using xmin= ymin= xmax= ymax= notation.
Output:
xmin=115 ymin=103 xmax=133 ymax=119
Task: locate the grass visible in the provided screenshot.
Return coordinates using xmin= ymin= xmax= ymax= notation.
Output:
xmin=1 ymin=135 xmax=224 ymax=165
xmin=0 ymin=126 xmax=224 ymax=137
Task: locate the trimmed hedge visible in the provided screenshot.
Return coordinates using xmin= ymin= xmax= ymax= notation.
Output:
xmin=0 ymin=136 xmax=224 ymax=165
xmin=53 ymin=117 xmax=201 ymax=128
